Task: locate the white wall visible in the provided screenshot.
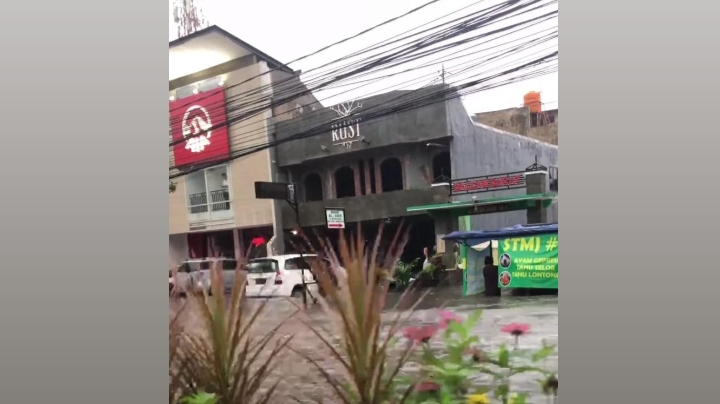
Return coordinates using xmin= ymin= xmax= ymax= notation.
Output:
xmin=169 ymin=234 xmax=189 ymax=267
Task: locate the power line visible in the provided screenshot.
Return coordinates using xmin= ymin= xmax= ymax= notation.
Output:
xmin=168 ymin=26 xmax=559 ymax=169
xmin=170 ymin=51 xmax=558 ymax=179
xmin=168 ymin=0 xmax=447 ymax=114
xmin=169 ymin=1 xmax=557 ymax=149
xmin=169 ymin=24 xmax=558 ymax=155
xmin=177 ymin=26 xmax=557 ymax=154
xmin=168 ymin=0 xmax=556 ymax=127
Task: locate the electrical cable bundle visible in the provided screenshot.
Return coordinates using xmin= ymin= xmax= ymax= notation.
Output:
xmin=169 ymin=0 xmax=558 ymax=179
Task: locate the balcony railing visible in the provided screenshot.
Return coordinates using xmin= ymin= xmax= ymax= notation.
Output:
xmin=187 ymin=190 xmax=235 ymax=231
xmin=188 ymin=190 xmax=232 ymax=213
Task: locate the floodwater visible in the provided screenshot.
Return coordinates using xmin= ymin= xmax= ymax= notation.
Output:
xmin=172 ymin=287 xmax=558 ymax=403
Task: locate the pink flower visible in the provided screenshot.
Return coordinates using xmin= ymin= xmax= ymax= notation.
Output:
xmin=415 ymin=381 xmax=440 ymax=392
xmin=438 ymin=310 xmax=462 ymax=329
xmin=501 ymin=323 xmax=531 ymax=337
xmin=402 ymin=325 xmax=438 ymax=343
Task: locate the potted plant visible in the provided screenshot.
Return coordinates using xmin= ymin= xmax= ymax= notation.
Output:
xmin=393 ymin=257 xmax=421 ymax=291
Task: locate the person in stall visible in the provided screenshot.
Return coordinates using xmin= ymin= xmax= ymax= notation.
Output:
xmin=482 ymin=255 xmax=501 ymax=297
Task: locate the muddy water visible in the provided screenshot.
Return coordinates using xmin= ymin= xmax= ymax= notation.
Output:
xmin=171 ymin=287 xmax=558 ymax=403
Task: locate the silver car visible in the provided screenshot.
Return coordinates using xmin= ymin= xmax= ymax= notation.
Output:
xmin=174 ymin=257 xmax=239 ymax=295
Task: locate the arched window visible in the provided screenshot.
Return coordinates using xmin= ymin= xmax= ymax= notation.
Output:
xmin=380 ymin=158 xmax=404 ymax=192
xmin=432 ymin=152 xmax=451 ymax=182
xmin=334 ymin=167 xmax=356 ymax=198
xmin=304 ymin=173 xmax=324 ymax=202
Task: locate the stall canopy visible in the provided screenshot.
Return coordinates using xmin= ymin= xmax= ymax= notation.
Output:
xmin=443 ymin=223 xmax=558 ymax=244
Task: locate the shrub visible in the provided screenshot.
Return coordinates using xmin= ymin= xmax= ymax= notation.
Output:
xmin=174 ymin=259 xmax=296 ymax=404
xmin=293 ymin=225 xmax=427 ymax=404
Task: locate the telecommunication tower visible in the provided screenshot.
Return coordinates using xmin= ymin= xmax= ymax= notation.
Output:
xmin=173 ymin=0 xmax=209 ymax=39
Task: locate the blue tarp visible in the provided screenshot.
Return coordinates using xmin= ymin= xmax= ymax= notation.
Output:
xmin=443 ymin=223 xmax=558 ymax=244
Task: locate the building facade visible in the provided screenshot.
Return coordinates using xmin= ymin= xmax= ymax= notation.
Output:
xmin=273 ymin=85 xmax=558 ymax=262
xmin=168 ymin=25 xmax=317 ymax=265
xmin=168 ymin=33 xmax=559 ymax=266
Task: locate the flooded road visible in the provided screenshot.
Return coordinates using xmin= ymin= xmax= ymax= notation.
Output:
xmin=172 ymin=287 xmax=558 ymax=403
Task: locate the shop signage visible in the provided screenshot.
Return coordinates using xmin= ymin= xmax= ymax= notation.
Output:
xmin=329 ymin=100 xmax=363 ymax=149
xmin=498 ymin=233 xmax=558 ymax=289
xmin=472 ymin=203 xmax=511 ymax=214
xmin=450 ymin=172 xmax=527 ymax=196
xmin=170 ymin=89 xmax=230 ymax=167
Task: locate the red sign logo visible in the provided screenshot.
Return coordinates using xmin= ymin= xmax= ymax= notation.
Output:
xmin=452 ymin=175 xmax=523 ymax=194
xmin=170 ymin=89 xmax=230 ymax=168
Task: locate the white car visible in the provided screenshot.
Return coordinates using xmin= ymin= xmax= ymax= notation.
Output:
xmin=245 ymin=254 xmax=321 ymax=298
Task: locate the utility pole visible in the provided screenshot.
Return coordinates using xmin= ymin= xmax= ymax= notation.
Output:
xmin=440 ymin=64 xmax=446 ymax=83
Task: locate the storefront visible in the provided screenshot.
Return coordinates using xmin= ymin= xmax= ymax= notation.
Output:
xmin=443 ymin=223 xmax=559 ymax=296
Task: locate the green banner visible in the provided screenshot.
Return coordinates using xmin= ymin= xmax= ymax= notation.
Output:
xmin=497 ymin=233 xmax=558 ymax=289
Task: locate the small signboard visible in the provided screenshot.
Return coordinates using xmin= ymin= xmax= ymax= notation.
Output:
xmin=255 ymin=181 xmax=292 ymax=201
xmin=325 ymin=208 xmax=346 ymax=229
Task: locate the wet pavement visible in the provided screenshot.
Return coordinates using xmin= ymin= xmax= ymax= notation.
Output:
xmin=171 ymin=287 xmax=558 ymax=403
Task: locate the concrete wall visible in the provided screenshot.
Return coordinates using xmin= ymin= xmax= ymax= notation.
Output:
xmin=280 ymin=187 xmax=449 ymax=229
xmin=269 ymin=70 xmax=323 ymax=122
xmin=447 ymin=98 xmax=558 ymax=231
xmin=472 ymin=107 xmax=532 ymax=136
xmin=274 ymin=86 xmax=451 ymax=167
xmin=286 ymin=143 xmax=443 ymax=202
xmin=472 ymin=107 xmax=558 ymax=145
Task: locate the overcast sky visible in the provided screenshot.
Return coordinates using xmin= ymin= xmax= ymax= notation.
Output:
xmin=169 ymin=0 xmax=558 ymax=114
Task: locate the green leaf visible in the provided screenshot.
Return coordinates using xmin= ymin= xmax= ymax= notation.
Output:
xmin=472 ymin=385 xmax=492 ymax=395
xmin=509 ymin=366 xmax=548 ymax=376
xmin=494 ymin=384 xmax=509 ymax=400
xmin=532 ymin=344 xmax=556 ymax=362
xmin=508 ymin=392 xmax=529 ymax=404
xmin=465 ymin=310 xmax=483 ymax=329
xmin=447 ymin=320 xmax=467 ymax=340
xmin=179 ymin=392 xmax=218 ymax=404
xmin=498 ymin=345 xmax=510 ymax=368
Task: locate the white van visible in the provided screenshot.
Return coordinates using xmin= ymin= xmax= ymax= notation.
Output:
xmin=245 ymin=254 xmax=320 ymax=298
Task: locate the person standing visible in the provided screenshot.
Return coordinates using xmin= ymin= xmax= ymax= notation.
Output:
xmin=221 ymin=173 xmax=230 ymax=210
xmin=422 ymin=247 xmax=432 ymax=269
xmin=482 ymin=255 xmax=501 ymax=297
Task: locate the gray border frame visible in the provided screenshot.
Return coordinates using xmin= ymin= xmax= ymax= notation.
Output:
xmin=0 ymin=0 xmax=167 ymax=402
xmin=562 ymin=0 xmax=720 ymax=402
xmin=2 ymin=0 xmax=718 ymax=402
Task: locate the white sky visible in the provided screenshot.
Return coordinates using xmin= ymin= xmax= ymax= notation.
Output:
xmin=169 ymin=0 xmax=558 ymax=114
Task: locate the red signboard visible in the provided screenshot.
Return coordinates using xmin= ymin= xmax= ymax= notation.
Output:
xmin=451 ymin=174 xmax=526 ymax=195
xmin=170 ymin=89 xmax=230 ymax=168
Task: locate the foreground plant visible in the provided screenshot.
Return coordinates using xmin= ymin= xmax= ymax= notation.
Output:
xmin=401 ymin=311 xmax=557 ymax=404
xmin=180 ymin=392 xmax=219 ymax=404
xmin=175 ymin=259 xmax=296 ymax=404
xmin=170 ymin=302 xmax=188 ymax=404
xmin=294 ymin=225 xmax=425 ymax=404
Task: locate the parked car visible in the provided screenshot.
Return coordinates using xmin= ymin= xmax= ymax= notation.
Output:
xmin=175 ymin=257 xmax=239 ymax=295
xmin=245 ymin=254 xmax=320 ymax=298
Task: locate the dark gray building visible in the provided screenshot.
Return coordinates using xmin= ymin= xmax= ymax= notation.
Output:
xmin=270 ymin=85 xmax=558 ymax=260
